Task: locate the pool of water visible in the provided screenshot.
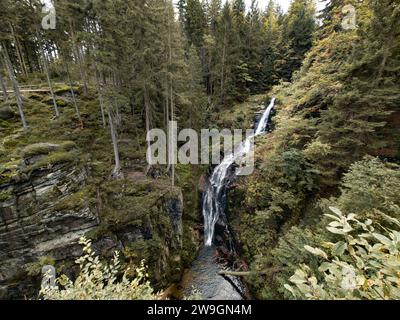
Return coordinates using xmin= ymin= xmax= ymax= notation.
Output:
xmin=182 ymin=246 xmax=244 ymax=300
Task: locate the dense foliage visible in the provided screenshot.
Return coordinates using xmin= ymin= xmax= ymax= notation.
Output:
xmin=229 ymin=0 xmax=400 ymax=300
xmin=1 ymin=0 xmax=399 ymax=300
xmin=41 ymin=238 xmax=158 ymax=300
xmin=285 ymin=207 xmax=400 ymax=300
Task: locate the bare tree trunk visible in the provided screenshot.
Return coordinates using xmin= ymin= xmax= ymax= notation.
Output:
xmin=0 ymin=72 xmax=8 ymax=100
xmin=168 ymin=6 xmax=175 ymax=187
xmin=77 ymin=45 xmax=88 ymax=95
xmin=170 ymin=80 xmax=175 ymax=187
xmin=218 ymin=268 xmax=283 ymax=277
xmin=66 ymin=63 xmax=82 ymax=127
xmin=164 ymin=81 xmax=171 ymax=173
xmin=95 ymin=68 xmax=107 ymax=127
xmin=1 ymin=45 xmax=28 ymax=130
xmin=69 ymin=23 xmax=88 ymax=95
xmin=107 ymin=103 xmax=122 ymax=179
xmin=144 ymin=88 xmax=152 ymax=175
xmin=37 ymin=30 xmax=59 ymax=117
xmin=220 ymin=25 xmax=227 ymax=104
xmin=42 ymin=51 xmax=59 ymax=117
xmin=9 ymin=23 xmax=28 ymax=76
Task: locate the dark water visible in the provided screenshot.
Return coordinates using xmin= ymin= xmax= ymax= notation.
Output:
xmin=183 ymin=246 xmax=243 ymax=300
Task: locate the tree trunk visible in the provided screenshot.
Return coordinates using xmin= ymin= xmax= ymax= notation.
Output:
xmin=170 ymin=80 xmax=175 ymax=187
xmin=0 ymin=72 xmax=8 ymax=100
xmin=107 ymin=103 xmax=122 ymax=179
xmin=144 ymin=88 xmax=152 ymax=175
xmin=69 ymin=23 xmax=88 ymax=95
xmin=220 ymin=26 xmax=227 ymax=105
xmin=42 ymin=51 xmax=59 ymax=117
xmin=168 ymin=8 xmax=175 ymax=187
xmin=37 ymin=30 xmax=59 ymax=117
xmin=9 ymin=23 xmax=28 ymax=76
xmin=66 ymin=63 xmax=82 ymax=127
xmin=1 ymin=45 xmax=28 ymax=130
xmin=164 ymin=80 xmax=171 ymax=173
xmin=218 ymin=268 xmax=283 ymax=277
xmin=95 ymin=68 xmax=107 ymax=127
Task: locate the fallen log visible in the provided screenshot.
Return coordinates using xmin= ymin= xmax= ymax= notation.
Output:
xmin=218 ymin=268 xmax=283 ymax=277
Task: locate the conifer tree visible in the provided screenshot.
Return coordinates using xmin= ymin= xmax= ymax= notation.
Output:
xmin=279 ymin=0 xmax=316 ymax=81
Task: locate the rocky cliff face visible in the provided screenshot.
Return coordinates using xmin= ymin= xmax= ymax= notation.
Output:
xmin=0 ymin=157 xmax=96 ymax=298
xmin=0 ymin=147 xmax=184 ymax=299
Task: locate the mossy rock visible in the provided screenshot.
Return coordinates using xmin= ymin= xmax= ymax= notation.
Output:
xmin=21 ymin=141 xmax=77 ymax=159
xmin=0 ymin=188 xmax=13 ymax=202
xmin=23 ymin=150 xmax=77 ymax=173
xmin=0 ymin=160 xmax=20 ymax=185
xmin=21 ymin=143 xmax=60 ymax=158
xmin=27 ymin=93 xmax=43 ymax=101
xmin=0 ymin=106 xmax=15 ymax=120
xmin=53 ymin=186 xmax=96 ymax=212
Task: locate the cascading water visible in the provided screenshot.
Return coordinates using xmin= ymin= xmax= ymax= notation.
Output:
xmin=203 ymin=97 xmax=276 ymax=246
xmin=180 ymin=98 xmax=276 ymax=300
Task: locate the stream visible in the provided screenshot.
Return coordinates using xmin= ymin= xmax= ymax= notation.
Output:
xmin=183 ymin=98 xmax=276 ymax=300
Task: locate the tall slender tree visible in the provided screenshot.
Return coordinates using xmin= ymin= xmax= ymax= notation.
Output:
xmin=1 ymin=44 xmax=28 ymax=130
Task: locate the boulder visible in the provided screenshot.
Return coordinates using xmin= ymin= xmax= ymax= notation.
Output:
xmin=0 ymin=106 xmax=15 ymax=120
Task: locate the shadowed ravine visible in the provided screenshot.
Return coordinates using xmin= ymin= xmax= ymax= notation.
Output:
xmin=184 ymin=98 xmax=276 ymax=300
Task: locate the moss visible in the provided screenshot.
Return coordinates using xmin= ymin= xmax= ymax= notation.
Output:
xmin=54 ymin=85 xmax=74 ymax=95
xmin=0 ymin=160 xmax=20 ymax=185
xmin=175 ymin=164 xmax=205 ymax=267
xmin=41 ymin=95 xmax=53 ymax=104
xmin=27 ymin=92 xmax=43 ymax=101
xmin=24 ymin=256 xmax=56 ymax=277
xmin=21 ymin=143 xmax=60 ymax=158
xmin=216 ymin=94 xmax=267 ymax=130
xmin=101 ymin=191 xmax=160 ymax=225
xmin=0 ymin=83 xmax=193 ymax=292
xmin=24 ymin=150 xmax=77 ymax=173
xmin=53 ymin=186 xmax=96 ymax=212
xmin=59 ymin=141 xmax=77 ymax=151
xmin=56 ymin=99 xmax=68 ymax=107
xmin=0 ymin=106 xmax=15 ymax=120
xmin=21 ymin=141 xmax=77 ymax=160
xmin=0 ymin=188 xmax=12 ymax=202
xmin=85 ymin=224 xmax=111 ymax=240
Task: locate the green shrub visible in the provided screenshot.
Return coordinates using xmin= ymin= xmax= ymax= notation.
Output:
xmin=41 ymin=237 xmax=159 ymax=300
xmin=285 ymin=207 xmax=400 ymax=300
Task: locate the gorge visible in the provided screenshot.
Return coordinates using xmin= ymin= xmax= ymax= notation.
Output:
xmin=181 ymin=98 xmax=276 ymax=300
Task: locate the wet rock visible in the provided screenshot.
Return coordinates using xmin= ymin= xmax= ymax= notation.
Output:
xmin=198 ymin=174 xmax=207 ymax=192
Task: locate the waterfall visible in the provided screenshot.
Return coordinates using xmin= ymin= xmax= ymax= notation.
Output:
xmin=203 ymin=98 xmax=276 ymax=246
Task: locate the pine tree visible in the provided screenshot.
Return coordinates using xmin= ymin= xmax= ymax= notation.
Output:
xmin=182 ymin=0 xmax=207 ymax=48
xmin=279 ymin=0 xmax=316 ymax=81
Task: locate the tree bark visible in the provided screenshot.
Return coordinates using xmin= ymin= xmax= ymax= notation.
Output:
xmin=37 ymin=30 xmax=59 ymax=117
xmin=168 ymin=7 xmax=175 ymax=187
xmin=9 ymin=23 xmax=28 ymax=76
xmin=95 ymin=68 xmax=107 ymax=127
xmin=144 ymin=88 xmax=152 ymax=175
xmin=66 ymin=63 xmax=82 ymax=127
xmin=1 ymin=44 xmax=28 ymax=129
xmin=69 ymin=23 xmax=88 ymax=95
xmin=107 ymin=103 xmax=122 ymax=179
xmin=0 ymin=72 xmax=8 ymax=100
xmin=220 ymin=25 xmax=227 ymax=104
xmin=218 ymin=268 xmax=283 ymax=277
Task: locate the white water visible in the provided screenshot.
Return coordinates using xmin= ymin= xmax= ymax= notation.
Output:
xmin=203 ymin=98 xmax=276 ymax=246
